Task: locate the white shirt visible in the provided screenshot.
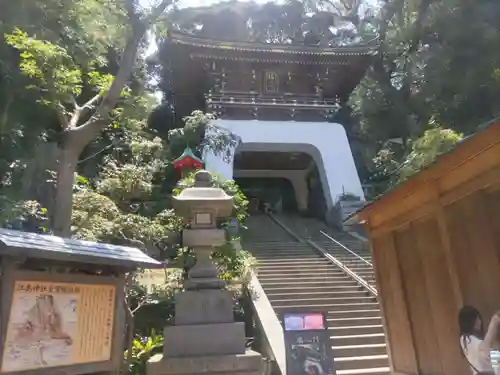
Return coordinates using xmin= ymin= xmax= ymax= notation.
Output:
xmin=461 ymin=335 xmax=494 ymax=374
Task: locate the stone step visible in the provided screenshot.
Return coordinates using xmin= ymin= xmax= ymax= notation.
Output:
xmin=258 ymin=259 xmax=328 ymax=266
xmin=250 ymin=246 xmax=311 ymax=251
xmin=329 ymin=324 xmax=385 ymax=336
xmin=252 ymin=251 xmax=317 ymax=257
xmin=326 ymin=309 xmax=381 ymax=320
xmin=326 ymin=252 xmax=372 ymax=259
xmin=257 ymin=263 xmax=334 ymax=271
xmin=334 ymin=355 xmax=389 ymax=371
xmin=346 ymin=272 xmax=374 ymax=278
xmin=272 ymin=302 xmax=380 ymax=312
xmin=340 ymin=260 xmax=373 ymax=266
xmin=251 ymin=250 xmax=315 ymax=255
xmin=264 ymin=290 xmax=367 ymax=299
xmin=325 ymin=243 xmax=369 ymax=249
xmin=330 ymin=333 xmax=386 ymax=346
xmin=250 ymin=243 xmax=312 ymax=248
xmin=345 ymin=269 xmax=374 ymax=274
xmin=317 ymin=242 xmax=367 ymax=249
xmin=257 ymin=257 xmax=325 ymax=264
xmin=334 ymin=256 xmax=372 ymax=261
xmin=261 ymin=280 xmax=359 ymax=289
xmin=349 ymin=268 xmax=375 ymax=277
xmin=332 ymin=343 xmax=387 ymax=358
xmin=258 ymin=270 xmax=348 ymax=278
xmin=334 ymin=259 xmax=373 ymax=267
xmin=257 ymin=268 xmax=343 ymax=276
xmin=248 ymin=241 xmax=296 ymax=245
xmin=248 ymin=242 xmax=307 ymax=246
xmin=268 ymin=296 xmax=375 ymax=307
xmin=327 ymin=316 xmax=382 ymax=327
xmin=255 ymin=256 xmax=322 ymax=261
xmin=258 ymin=274 xmax=351 ymax=283
xmin=257 ymin=265 xmax=339 ymax=272
xmin=258 ymin=260 xmax=330 ymax=267
xmin=337 ymin=367 xmax=390 ymax=375
xmin=325 ymin=251 xmax=372 ymax=257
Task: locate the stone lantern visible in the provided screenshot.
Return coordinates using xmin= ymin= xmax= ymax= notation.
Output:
xmin=172 ymin=169 xmax=232 ymax=290
xmin=147 ymin=170 xmax=264 ymax=375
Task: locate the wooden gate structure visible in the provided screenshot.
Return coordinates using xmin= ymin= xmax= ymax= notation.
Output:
xmin=353 ymin=121 xmax=500 ymax=375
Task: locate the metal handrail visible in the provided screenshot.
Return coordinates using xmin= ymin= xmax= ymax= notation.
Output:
xmin=267 ymin=214 xmax=377 ymax=297
xmin=307 ymin=240 xmax=377 ymax=297
xmin=320 ymin=230 xmax=373 ymax=267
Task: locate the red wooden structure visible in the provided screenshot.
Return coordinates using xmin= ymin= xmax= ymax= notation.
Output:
xmin=173 ymin=148 xmax=203 ymax=177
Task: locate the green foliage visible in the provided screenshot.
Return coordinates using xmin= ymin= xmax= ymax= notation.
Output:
xmin=167 ymin=111 xmax=240 ymax=163
xmin=369 ymin=124 xmax=464 ymax=194
xmin=0 ymin=199 xmax=48 ymax=229
xmin=5 ymin=28 xmax=114 ymax=107
xmin=124 ymin=330 xmax=164 ymax=375
xmin=0 ymin=2 xmax=250 ymax=374
xmin=348 ymin=0 xmax=500 ymax=183
xmin=397 ymin=126 xmax=464 ymax=182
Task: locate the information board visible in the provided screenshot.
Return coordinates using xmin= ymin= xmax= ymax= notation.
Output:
xmin=1 ymin=281 xmax=115 ymax=372
xmin=283 ymin=312 xmax=336 ymax=375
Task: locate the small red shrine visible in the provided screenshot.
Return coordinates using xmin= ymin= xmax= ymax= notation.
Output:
xmin=173 ymin=148 xmax=204 ymax=176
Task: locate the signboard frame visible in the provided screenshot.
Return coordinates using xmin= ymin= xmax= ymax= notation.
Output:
xmin=0 ymin=270 xmax=123 ymax=375
xmin=282 ymin=311 xmax=336 ymax=375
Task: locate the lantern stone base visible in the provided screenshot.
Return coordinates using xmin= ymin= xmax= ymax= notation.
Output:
xmin=147 ymin=351 xmax=264 ymax=375
xmin=163 ymin=322 xmax=246 ymax=357
xmin=184 ymin=277 xmax=225 ymax=290
xmin=175 ymin=290 xmax=233 ymax=325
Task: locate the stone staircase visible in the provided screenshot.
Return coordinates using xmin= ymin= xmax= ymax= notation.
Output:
xmin=244 ymin=215 xmax=389 ymax=375
xmin=275 ymin=215 xmax=376 ymax=288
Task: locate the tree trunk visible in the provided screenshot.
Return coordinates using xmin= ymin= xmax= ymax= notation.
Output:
xmin=52 ymin=143 xmax=80 ymax=237
xmin=21 ymin=142 xmax=59 ymax=209
xmin=48 ymin=0 xmax=173 ymax=237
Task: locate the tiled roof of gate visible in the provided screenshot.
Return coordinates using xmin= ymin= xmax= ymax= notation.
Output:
xmin=168 ymin=30 xmax=376 ymax=57
xmin=0 ymin=228 xmax=162 ymax=269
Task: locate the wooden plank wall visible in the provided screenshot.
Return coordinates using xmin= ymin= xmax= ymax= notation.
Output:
xmin=371 ymin=183 xmax=500 ymax=375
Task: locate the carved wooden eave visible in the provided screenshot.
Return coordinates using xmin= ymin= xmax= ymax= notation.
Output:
xmin=167 ymin=30 xmax=377 ymax=66
xmin=206 ymin=93 xmax=339 ymax=110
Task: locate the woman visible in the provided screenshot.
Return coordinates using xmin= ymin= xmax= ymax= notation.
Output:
xmin=459 ymin=306 xmax=500 ymax=375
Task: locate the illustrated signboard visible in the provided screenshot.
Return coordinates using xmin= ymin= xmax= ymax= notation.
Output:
xmin=1 ymin=281 xmax=116 ymax=372
xmin=283 ymin=312 xmax=336 ymax=375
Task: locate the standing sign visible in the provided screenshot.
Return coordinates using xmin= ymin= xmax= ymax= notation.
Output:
xmin=1 ymin=281 xmax=115 ymax=372
xmin=282 ymin=312 xmax=336 ymax=375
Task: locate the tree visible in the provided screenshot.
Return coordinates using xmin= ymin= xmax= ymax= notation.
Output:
xmin=369 ymin=124 xmax=463 ymax=194
xmin=397 ymin=126 xmax=463 ymax=182
xmin=5 ymin=0 xmax=175 ymax=236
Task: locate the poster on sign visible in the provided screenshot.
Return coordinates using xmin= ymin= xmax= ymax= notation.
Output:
xmin=282 ymin=312 xmax=336 ymax=375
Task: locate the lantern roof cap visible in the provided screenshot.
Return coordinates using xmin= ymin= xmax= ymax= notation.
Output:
xmin=175 ymin=170 xmax=231 ymax=202
xmin=172 ymin=170 xmax=234 ymax=217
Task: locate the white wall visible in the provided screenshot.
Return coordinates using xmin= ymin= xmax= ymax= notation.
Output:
xmin=233 ymin=169 xmax=309 ymax=211
xmin=204 ymin=120 xmax=364 ymax=209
